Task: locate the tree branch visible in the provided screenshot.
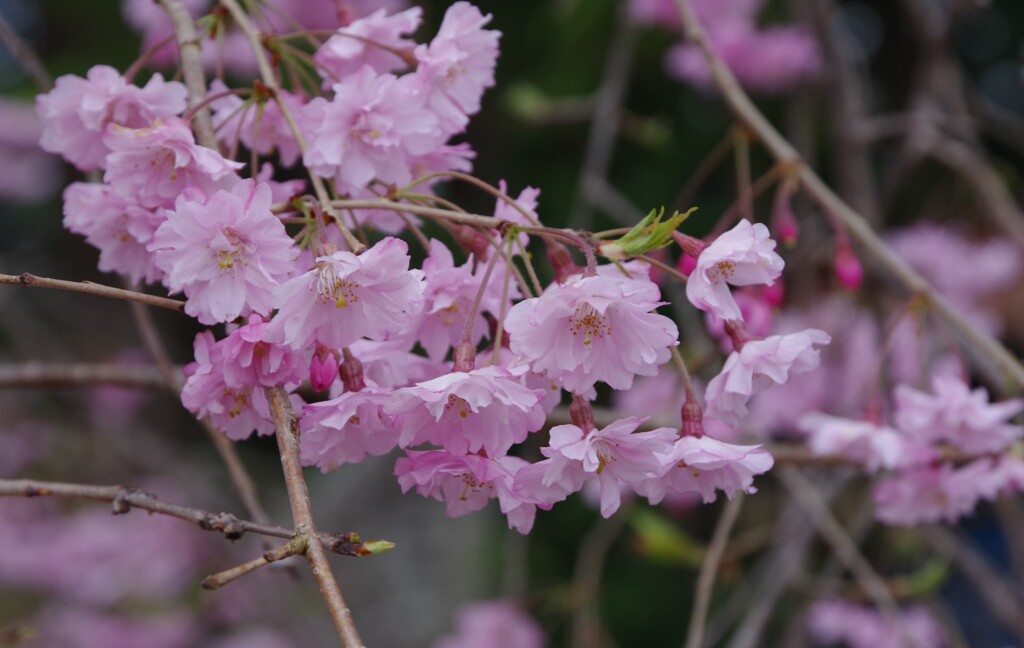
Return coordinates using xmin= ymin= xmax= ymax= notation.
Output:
xmin=157 ymin=0 xmax=216 ymax=148
xmin=0 ymin=478 xmax=382 ymax=557
xmin=0 ymin=273 xmax=184 ymax=311
xmin=685 ymin=493 xmax=744 ymax=648
xmin=0 ymin=9 xmax=51 ymax=90
xmin=0 ymin=362 xmax=167 ymax=390
xmin=265 ymin=386 xmax=365 ymax=647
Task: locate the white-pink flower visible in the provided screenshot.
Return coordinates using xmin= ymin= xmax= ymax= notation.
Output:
xmin=396 ymin=450 xmax=536 ymax=534
xmin=685 ymin=219 xmax=785 ymax=322
xmin=36 ymin=65 xmax=187 ymax=170
xmin=418 ymin=239 xmax=507 ymax=361
xmin=520 ymin=417 xmax=677 ymax=518
xmin=103 ymin=117 xmax=241 ymax=209
xmin=149 ymin=179 xmax=298 ymax=324
xmin=314 ymin=7 xmax=422 ymax=83
xmin=219 ymin=315 xmax=304 ymax=388
xmin=265 ymin=237 xmax=425 ymax=350
xmin=893 ymin=373 xmax=1024 ymax=454
xmin=387 ymin=366 xmax=545 ymax=456
xmin=412 ymin=2 xmax=500 ymax=134
xmin=637 ymin=434 xmax=774 ymax=504
xmin=62 ymin=182 xmax=164 ymax=285
xmin=807 ymin=599 xmax=947 ymax=648
xmin=300 ymin=387 xmax=399 ymax=471
xmin=704 ymin=328 xmax=830 ymax=425
xmin=505 ymin=273 xmax=678 ymax=393
xmin=872 ymin=459 xmax=995 ymax=526
xmin=209 ymin=81 xmax=305 ymax=167
xmin=301 ymin=66 xmax=444 ymax=193
xmin=798 ymin=412 xmax=915 ymax=472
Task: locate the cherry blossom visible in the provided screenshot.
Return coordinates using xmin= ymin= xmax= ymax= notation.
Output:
xmin=149 ymin=179 xmax=298 ymax=324
xmin=638 ymin=434 xmax=775 ymax=504
xmin=219 ymin=315 xmax=304 ymax=388
xmin=36 ymin=65 xmax=187 ymax=170
xmin=704 ymin=328 xmax=831 ymax=425
xmin=685 ymin=219 xmax=785 ymax=322
xmin=872 ymin=459 xmax=996 ymax=526
xmin=265 ymin=237 xmax=425 ymax=350
xmin=300 ymin=387 xmax=399 ymax=471
xmin=798 ymin=412 xmax=914 ymax=472
xmin=806 ymin=600 xmax=947 ymax=648
xmin=209 ymin=82 xmax=306 ymax=167
xmin=314 ymin=7 xmax=422 ymax=82
xmin=436 ymin=600 xmax=545 ymax=648
xmin=505 ymin=273 xmax=678 ymax=393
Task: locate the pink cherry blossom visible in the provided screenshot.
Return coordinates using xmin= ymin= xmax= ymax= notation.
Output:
xmin=301 ymin=66 xmax=444 ymax=193
xmin=62 ymin=182 xmax=164 ymax=284
xmin=436 ymin=600 xmax=546 ymax=648
xmin=387 ymin=365 xmax=546 ymax=456
xmin=181 ymin=332 xmax=283 ymax=440
xmin=219 ymin=315 xmax=304 ymax=388
xmin=396 ymin=450 xmax=536 ymax=534
xmin=807 ymin=599 xmax=947 ymax=648
xmin=266 ymin=237 xmax=425 ymax=350
xmin=893 ymin=373 xmax=1024 ymax=454
xmin=36 ymin=64 xmax=187 ymax=170
xmin=209 ymin=81 xmax=306 ymax=167
xmin=300 ymin=387 xmax=399 ymax=471
xmin=685 ymin=219 xmax=785 ymax=322
xmin=521 ymin=417 xmax=677 ymax=518
xmin=704 ymin=328 xmax=831 ymax=425
xmin=412 ymin=2 xmax=501 ymax=134
xmin=103 ymin=117 xmax=242 ymax=209
xmin=505 ymin=273 xmax=678 ymax=393
xmin=350 ymin=338 xmax=447 ymax=389
xmin=150 ymin=179 xmax=298 ymax=324
xmin=418 ymin=239 xmax=507 ymax=360
xmin=314 ymin=7 xmax=422 ymax=83
xmin=872 ymin=459 xmax=996 ymax=526
xmin=798 ymin=412 xmax=914 ymax=472
xmin=638 ymin=434 xmax=774 ymax=504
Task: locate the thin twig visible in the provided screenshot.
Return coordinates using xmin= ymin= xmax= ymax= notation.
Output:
xmin=684 ymin=494 xmax=744 ymax=648
xmin=0 ymin=9 xmax=51 ymax=90
xmin=157 ymin=0 xmax=216 ymax=148
xmin=202 ymin=538 xmax=301 ymax=590
xmin=332 ymin=199 xmax=502 ymax=228
xmin=0 ymin=362 xmax=167 ymax=390
xmin=0 ymin=478 xmax=376 ymax=556
xmin=0 ymin=273 xmax=184 ymax=311
xmin=673 ymin=0 xmax=1024 ymax=393
xmin=265 ymin=386 xmax=365 ymax=647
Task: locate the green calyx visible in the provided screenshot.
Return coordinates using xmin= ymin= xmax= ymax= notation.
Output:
xmin=600 ymin=207 xmax=696 ymax=260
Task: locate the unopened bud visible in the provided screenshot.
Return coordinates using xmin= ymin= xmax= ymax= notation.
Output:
xmin=672 ymin=231 xmax=708 ymax=259
xmin=677 ymin=253 xmax=697 ymax=277
xmin=546 ymin=239 xmax=578 ymax=282
xmin=834 ymin=239 xmax=863 ymax=291
xmin=339 ymin=348 xmax=366 ymax=392
xmin=761 ymin=281 xmax=785 ymax=308
xmin=453 ymin=224 xmax=491 ymax=261
xmin=771 ymin=178 xmax=799 ymax=248
xmin=310 ymin=345 xmax=338 ymax=392
xmin=570 ymin=393 xmax=595 ymax=433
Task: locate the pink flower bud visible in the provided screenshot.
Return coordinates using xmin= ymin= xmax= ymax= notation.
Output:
xmin=546 ymin=239 xmax=578 ymax=283
xmin=677 ymin=253 xmax=697 ymax=277
xmin=310 ymin=346 xmax=339 ymax=392
xmin=570 ymin=393 xmax=595 ymax=433
xmin=771 ymin=179 xmax=799 ymax=248
xmin=834 ymin=239 xmax=863 ymax=291
xmin=760 ymin=281 xmax=785 ymax=308
xmin=339 ymin=348 xmax=366 ymax=393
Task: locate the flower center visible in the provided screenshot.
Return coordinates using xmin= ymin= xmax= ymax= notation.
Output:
xmin=709 ymin=260 xmax=736 ymax=283
xmin=315 ymin=264 xmax=361 ymax=308
xmin=445 ymin=393 xmax=472 ymax=418
xmin=591 ymin=438 xmax=616 ymax=475
xmin=570 ymin=302 xmax=611 ymax=346
xmin=215 ymin=226 xmax=252 ymax=275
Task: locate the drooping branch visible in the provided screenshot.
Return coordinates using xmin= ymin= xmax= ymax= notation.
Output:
xmin=0 ymin=9 xmax=52 ymax=91
xmin=157 ymin=0 xmax=216 ymax=148
xmin=684 ymin=493 xmax=745 ymax=648
xmin=0 ymin=362 xmax=168 ymax=390
xmin=673 ymin=0 xmax=1024 ymax=393
xmin=0 ymin=478 xmax=384 ymax=557
xmin=265 ymin=386 xmax=366 ymax=647
xmin=0 ymin=273 xmax=184 ymax=311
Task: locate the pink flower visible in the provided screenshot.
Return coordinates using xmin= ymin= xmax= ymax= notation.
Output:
xmin=638 ymin=434 xmax=774 ymax=504
xmin=350 ymin=338 xmax=446 ymax=389
xmin=436 ymin=600 xmax=546 ymax=648
xmin=807 ymin=599 xmax=947 ymax=648
xmin=798 ymin=412 xmax=914 ymax=472
xmin=505 ymin=273 xmax=678 ymax=393
xmin=103 ymin=117 xmax=241 ymax=209
xmin=418 ymin=239 xmax=507 ymax=360
xmin=396 ymin=450 xmax=536 ymax=534
xmin=209 ymin=81 xmax=305 ymax=167
xmin=412 ymin=2 xmax=501 ymax=134
xmin=266 ymin=237 xmax=425 ymax=350
xmin=220 ymin=315 xmax=304 ymax=388
xmin=314 ymin=7 xmax=422 ymax=83
xmin=667 ymin=24 xmax=821 ymax=94
xmin=301 ymin=66 xmax=444 ymax=193
xmin=387 ymin=366 xmax=545 ymax=456
xmin=181 ymin=332 xmax=288 ymax=440
xmin=872 ymin=459 xmax=995 ymax=526
xmin=62 ymin=182 xmax=164 ymax=284
xmin=521 ymin=417 xmax=677 ymax=517
xmin=150 ymin=179 xmax=298 ymax=324
xmin=300 ymin=387 xmax=399 ymax=471
xmin=704 ymin=328 xmax=830 ymax=425
xmin=893 ymin=373 xmax=1024 ymax=454
xmin=36 ymin=64 xmax=187 ymax=170
xmin=685 ymin=219 xmax=784 ymax=322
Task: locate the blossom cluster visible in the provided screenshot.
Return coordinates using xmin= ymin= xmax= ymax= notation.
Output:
xmin=34 ymin=1 xmax=847 ymax=536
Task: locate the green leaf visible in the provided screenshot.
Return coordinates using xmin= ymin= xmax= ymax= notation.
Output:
xmin=599 ymin=207 xmax=696 ymax=260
